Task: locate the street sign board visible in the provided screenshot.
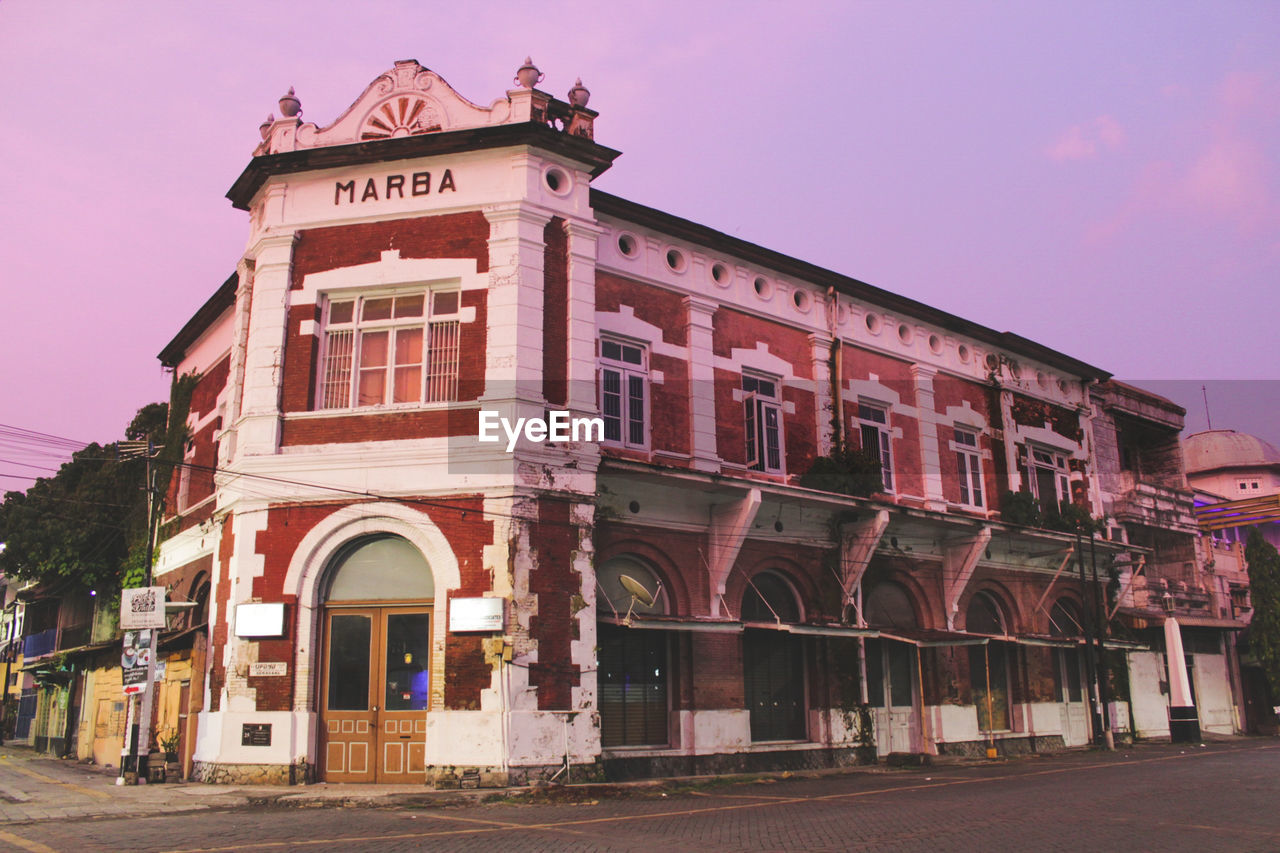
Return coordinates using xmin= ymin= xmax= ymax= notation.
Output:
xmin=121 ymin=586 xmax=167 ymax=629
xmin=122 ymin=629 xmax=153 ymax=696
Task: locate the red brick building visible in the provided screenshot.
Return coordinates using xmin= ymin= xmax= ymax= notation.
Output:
xmin=155 ymin=59 xmax=1188 ymax=786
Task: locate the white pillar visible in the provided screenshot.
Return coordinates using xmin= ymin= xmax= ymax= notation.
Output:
xmin=685 ymin=296 xmax=720 ymax=472
xmin=235 ymin=231 xmax=298 ymax=458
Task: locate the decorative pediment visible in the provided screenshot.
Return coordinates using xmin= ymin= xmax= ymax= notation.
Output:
xmin=254 ymin=58 xmax=596 ymax=156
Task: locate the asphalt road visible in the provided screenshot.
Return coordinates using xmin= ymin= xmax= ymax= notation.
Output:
xmin=2 ymin=740 xmax=1278 ymax=852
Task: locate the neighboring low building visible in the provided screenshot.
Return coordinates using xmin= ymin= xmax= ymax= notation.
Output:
xmin=1184 ymin=428 xmax=1280 ymax=732
xmin=1091 ymin=382 xmax=1244 ymax=740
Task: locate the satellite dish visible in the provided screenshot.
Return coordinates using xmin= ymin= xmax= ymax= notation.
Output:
xmin=618 ymin=574 xmax=658 ymax=625
xmin=619 ymin=574 xmax=655 ymax=607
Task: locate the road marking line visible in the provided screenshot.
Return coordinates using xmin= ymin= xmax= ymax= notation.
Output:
xmin=155 ymin=744 xmax=1280 ymax=853
xmin=0 ymin=828 xmax=60 ymax=853
xmin=0 ymin=761 xmax=111 ymax=800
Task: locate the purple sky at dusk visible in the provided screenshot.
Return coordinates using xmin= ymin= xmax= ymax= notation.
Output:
xmin=1 ymin=1 xmax=1278 ymax=485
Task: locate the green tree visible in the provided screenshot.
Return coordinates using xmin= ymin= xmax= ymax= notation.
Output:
xmin=1245 ymin=529 xmax=1280 ymax=699
xmin=0 ymin=403 xmax=168 ymax=594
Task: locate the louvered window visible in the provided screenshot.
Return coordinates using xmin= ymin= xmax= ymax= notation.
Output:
xmin=318 ymin=290 xmax=461 ymax=409
xmin=598 ymin=624 xmax=669 ymax=747
xmin=857 ymin=401 xmax=893 ymax=492
xmin=742 ymin=573 xmax=805 ymax=741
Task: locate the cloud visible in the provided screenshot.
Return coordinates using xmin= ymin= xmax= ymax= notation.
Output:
xmin=1086 ymin=72 xmax=1277 ymax=242
xmin=1045 ymin=115 xmax=1126 ymax=161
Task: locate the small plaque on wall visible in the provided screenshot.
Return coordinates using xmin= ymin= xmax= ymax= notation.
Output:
xmin=241 ymin=723 xmax=272 ymax=747
xmin=249 ymin=662 xmax=288 ymax=677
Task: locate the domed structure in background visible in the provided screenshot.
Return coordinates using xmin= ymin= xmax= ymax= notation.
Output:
xmin=1183 ymin=429 xmax=1280 ymax=500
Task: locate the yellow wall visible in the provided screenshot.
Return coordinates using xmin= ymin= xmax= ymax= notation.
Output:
xmin=78 ymin=650 xmax=197 ymax=769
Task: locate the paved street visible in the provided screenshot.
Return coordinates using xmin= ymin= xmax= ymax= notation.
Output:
xmin=0 ymin=740 xmax=1277 ymax=852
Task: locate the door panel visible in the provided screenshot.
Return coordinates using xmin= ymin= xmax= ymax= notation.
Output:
xmin=320 ymin=607 xmax=431 ymax=783
xmin=321 ymin=612 xmax=377 ymax=783
xmin=375 ymin=610 xmax=431 ymax=783
xmin=1055 ymin=649 xmax=1089 ymax=746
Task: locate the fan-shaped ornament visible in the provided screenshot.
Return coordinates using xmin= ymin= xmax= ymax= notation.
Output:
xmin=361 ymin=96 xmax=441 ymax=140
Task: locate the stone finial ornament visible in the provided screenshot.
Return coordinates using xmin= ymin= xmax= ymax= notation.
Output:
xmin=259 ymin=114 xmax=275 ymax=140
xmin=515 ymin=57 xmax=544 ymax=89
xmin=567 ymin=78 xmax=590 ymax=108
xmin=278 ymin=87 xmax=302 ymax=117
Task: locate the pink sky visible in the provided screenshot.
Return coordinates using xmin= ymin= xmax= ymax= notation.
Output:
xmin=2 ymin=1 xmax=1278 ymax=483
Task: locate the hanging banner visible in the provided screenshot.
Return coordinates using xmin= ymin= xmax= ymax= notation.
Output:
xmin=122 ymin=630 xmax=152 ymax=696
xmin=121 ymin=586 xmax=166 ymax=629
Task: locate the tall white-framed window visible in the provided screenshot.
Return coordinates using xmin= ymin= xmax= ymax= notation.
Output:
xmin=953 ymin=427 xmax=984 ymax=508
xmin=1026 ymin=445 xmax=1070 ymax=509
xmin=743 ymin=373 xmax=784 ymax=474
xmin=857 ymin=401 xmax=893 ymax=492
xmin=317 ymin=289 xmax=461 ymax=410
xmin=599 ymin=338 xmax=648 ymax=448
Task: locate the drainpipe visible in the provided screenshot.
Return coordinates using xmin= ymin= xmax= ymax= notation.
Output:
xmin=827 ymin=287 xmax=844 ymax=448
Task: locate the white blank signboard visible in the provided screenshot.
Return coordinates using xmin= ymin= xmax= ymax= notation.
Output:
xmin=235 ymin=602 xmax=285 ymax=637
xmin=449 ymin=597 xmax=504 ymax=632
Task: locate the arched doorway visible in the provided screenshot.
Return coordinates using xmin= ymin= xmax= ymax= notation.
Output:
xmin=863 ymin=581 xmax=920 ymax=754
xmin=1049 ymin=598 xmax=1089 ymax=745
xmin=319 ymin=535 xmax=434 ymax=783
xmin=742 ymin=572 xmax=805 ymax=742
xmin=967 ymin=591 xmax=1013 ymax=732
xmin=596 ymin=557 xmax=671 ymax=748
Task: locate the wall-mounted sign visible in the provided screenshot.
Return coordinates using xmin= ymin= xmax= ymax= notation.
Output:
xmin=449 ymin=597 xmax=504 ymax=632
xmin=121 ymin=586 xmax=166 ymax=629
xmin=334 ymin=169 xmax=456 ymax=205
xmin=241 ymin=723 xmax=272 ymax=747
xmin=249 ymin=662 xmax=288 ymax=677
xmin=235 ymin=603 xmax=286 ymax=638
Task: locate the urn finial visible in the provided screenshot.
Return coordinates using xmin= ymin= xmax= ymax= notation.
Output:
xmin=515 ymin=57 xmax=543 ymax=89
xmin=259 ymin=114 xmax=275 ymax=140
xmin=567 ymin=78 xmax=590 ymax=108
xmin=278 ymin=87 xmax=302 ymax=118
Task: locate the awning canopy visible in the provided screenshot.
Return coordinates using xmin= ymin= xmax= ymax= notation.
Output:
xmin=1014 ymin=633 xmax=1081 ymax=649
xmin=879 ymin=628 xmax=989 ymax=647
xmin=599 ymin=615 xmax=742 ymax=633
xmin=1194 ymin=494 xmax=1280 ymax=531
xmin=601 ymin=615 xmax=880 ymax=638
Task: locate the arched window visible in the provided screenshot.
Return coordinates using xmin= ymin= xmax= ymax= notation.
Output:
xmin=1048 ymin=599 xmax=1083 ymax=638
xmin=742 ymin=572 xmax=805 ymax=741
xmin=596 ymin=557 xmax=666 ymax=618
xmin=597 ymin=557 xmax=669 ymax=748
xmin=863 ymin=582 xmax=918 ymax=630
xmin=742 ymin=572 xmax=800 ymax=623
xmin=189 ymin=573 xmax=210 ymax=630
xmin=966 ymin=591 xmax=1008 ymax=636
xmin=326 ymin=535 xmax=434 ymax=602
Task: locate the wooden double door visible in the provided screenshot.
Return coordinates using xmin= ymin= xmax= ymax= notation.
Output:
xmin=320 ymin=605 xmax=432 ymax=783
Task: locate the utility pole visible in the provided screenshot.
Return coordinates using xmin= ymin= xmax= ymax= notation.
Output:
xmin=1076 ymin=530 xmax=1102 ymax=744
xmin=135 ymin=441 xmax=160 ymax=782
xmin=1089 ymin=534 xmax=1115 ymax=750
xmin=117 ymin=439 xmax=162 ymax=784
